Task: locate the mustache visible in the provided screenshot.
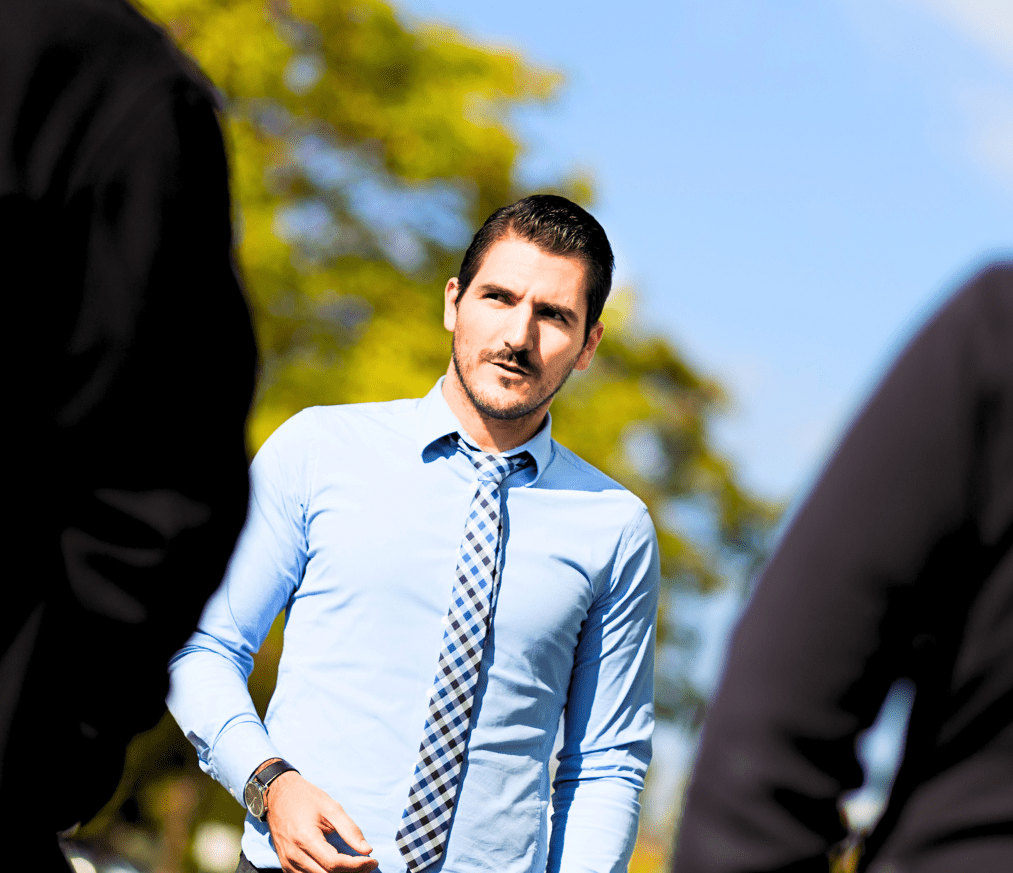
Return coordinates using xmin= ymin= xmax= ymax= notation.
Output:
xmin=483 ymin=348 xmax=538 ymax=376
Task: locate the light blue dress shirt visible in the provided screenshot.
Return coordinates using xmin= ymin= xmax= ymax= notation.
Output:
xmin=168 ymin=379 xmax=660 ymax=873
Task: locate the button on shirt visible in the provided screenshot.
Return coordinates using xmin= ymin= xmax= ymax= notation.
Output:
xmin=168 ymin=379 xmax=660 ymax=873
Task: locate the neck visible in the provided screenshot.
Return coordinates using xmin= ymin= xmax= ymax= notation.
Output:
xmin=441 ymin=369 xmax=546 ymax=453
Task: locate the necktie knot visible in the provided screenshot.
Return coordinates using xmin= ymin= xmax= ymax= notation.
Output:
xmin=455 ymin=436 xmax=532 ymax=485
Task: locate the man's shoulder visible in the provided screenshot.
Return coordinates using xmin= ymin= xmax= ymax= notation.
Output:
xmin=304 ymin=396 xmax=422 ymax=425
xmin=271 ymin=397 xmax=422 ymax=446
xmin=254 ymin=398 xmax=423 ymax=482
xmin=2 ymin=0 xmax=217 ymax=179
xmin=544 ymin=439 xmax=648 ymax=511
xmin=5 ymin=0 xmax=184 ymax=75
xmin=541 ymin=441 xmax=658 ymax=581
xmin=900 ymin=260 xmax=1013 ymax=400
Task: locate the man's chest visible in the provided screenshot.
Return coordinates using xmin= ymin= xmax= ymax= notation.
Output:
xmin=287 ymin=461 xmax=620 ymax=677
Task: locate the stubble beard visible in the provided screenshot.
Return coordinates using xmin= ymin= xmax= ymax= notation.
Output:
xmin=451 ymin=333 xmax=577 ymax=422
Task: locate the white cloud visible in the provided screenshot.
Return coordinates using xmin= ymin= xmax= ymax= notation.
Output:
xmin=908 ymin=0 xmax=1013 ymax=68
xmin=891 ymin=0 xmax=1013 ymax=190
xmin=957 ymin=85 xmax=1013 ymax=191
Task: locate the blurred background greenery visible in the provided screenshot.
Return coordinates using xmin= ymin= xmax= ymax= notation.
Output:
xmin=68 ymin=1 xmax=781 ymax=870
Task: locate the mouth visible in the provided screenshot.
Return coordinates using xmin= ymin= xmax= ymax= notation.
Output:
xmin=493 ymin=360 xmax=530 ymax=377
xmin=483 ymin=350 xmax=536 ymax=378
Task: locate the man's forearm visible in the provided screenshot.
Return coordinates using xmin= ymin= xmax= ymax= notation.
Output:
xmin=548 ymin=776 xmax=642 ymax=873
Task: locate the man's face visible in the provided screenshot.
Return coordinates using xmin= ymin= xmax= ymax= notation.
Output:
xmin=443 ymin=235 xmax=604 ymax=423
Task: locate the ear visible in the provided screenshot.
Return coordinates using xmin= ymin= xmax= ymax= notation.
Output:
xmin=443 ymin=278 xmax=460 ymax=332
xmin=574 ymin=321 xmax=604 ymax=372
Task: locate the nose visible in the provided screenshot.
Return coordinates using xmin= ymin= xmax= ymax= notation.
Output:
xmin=502 ymin=304 xmax=536 ymax=352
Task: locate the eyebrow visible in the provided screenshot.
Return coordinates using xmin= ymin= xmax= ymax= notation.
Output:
xmin=477 ymin=282 xmax=517 ymax=300
xmin=477 ymin=283 xmax=579 ymax=325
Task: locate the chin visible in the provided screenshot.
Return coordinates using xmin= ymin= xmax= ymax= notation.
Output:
xmin=472 ymin=387 xmax=540 ymax=422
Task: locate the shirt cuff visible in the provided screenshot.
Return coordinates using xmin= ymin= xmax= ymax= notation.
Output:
xmin=212 ymin=719 xmax=285 ymax=807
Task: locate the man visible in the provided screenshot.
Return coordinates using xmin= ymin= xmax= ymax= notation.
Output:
xmin=0 ymin=0 xmax=256 ymax=868
xmin=169 ymin=194 xmax=660 ymax=873
xmin=673 ymin=262 xmax=1013 ymax=873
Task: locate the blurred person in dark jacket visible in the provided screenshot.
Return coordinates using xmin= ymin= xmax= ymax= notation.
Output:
xmin=0 ymin=0 xmax=257 ymax=868
xmin=673 ymin=262 xmax=1013 ymax=873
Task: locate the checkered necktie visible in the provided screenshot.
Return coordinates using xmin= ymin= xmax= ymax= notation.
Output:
xmin=396 ymin=437 xmax=530 ymax=872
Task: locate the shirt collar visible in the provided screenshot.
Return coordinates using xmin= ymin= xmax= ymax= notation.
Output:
xmin=417 ymin=377 xmax=552 ymax=483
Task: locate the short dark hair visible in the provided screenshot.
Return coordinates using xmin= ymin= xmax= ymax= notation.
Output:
xmin=455 ymin=194 xmax=615 ymax=341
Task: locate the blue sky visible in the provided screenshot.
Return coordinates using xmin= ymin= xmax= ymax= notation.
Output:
xmin=400 ymin=0 xmax=1013 ymax=502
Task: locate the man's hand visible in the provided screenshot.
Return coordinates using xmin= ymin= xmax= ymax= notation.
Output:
xmin=264 ymin=770 xmax=378 ymax=873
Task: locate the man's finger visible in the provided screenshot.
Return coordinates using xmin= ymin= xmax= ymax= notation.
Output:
xmin=287 ymin=845 xmax=377 ymax=873
xmin=293 ymin=837 xmax=377 ymax=873
xmin=321 ymin=802 xmax=373 ymax=856
xmin=328 ymin=854 xmax=379 ymax=873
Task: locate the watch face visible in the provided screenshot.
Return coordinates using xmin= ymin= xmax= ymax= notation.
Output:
xmin=244 ymin=780 xmax=266 ymax=819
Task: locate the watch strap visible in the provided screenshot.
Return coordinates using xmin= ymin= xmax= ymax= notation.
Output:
xmin=255 ymin=759 xmax=297 ymax=789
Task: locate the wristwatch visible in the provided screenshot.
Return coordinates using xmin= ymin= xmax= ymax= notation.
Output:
xmin=244 ymin=759 xmax=298 ymax=821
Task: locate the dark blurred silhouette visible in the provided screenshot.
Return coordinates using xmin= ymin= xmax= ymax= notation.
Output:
xmin=0 ymin=0 xmax=257 ymax=868
xmin=673 ymin=262 xmax=1013 ymax=873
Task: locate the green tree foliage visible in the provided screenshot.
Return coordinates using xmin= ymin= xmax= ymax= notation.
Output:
xmin=76 ymin=1 xmax=774 ymax=868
